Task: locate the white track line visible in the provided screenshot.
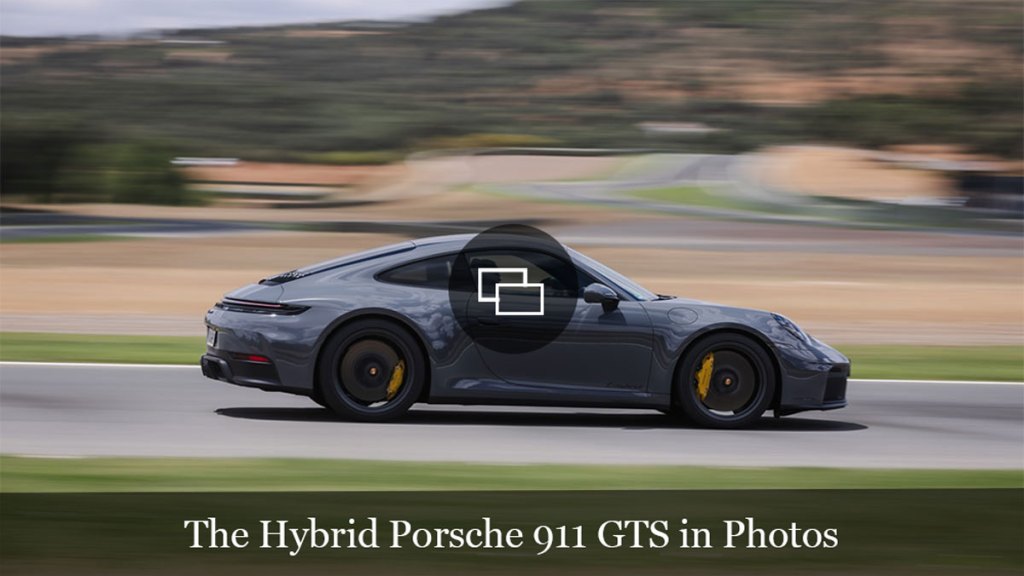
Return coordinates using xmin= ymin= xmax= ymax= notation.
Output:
xmin=0 ymin=361 xmax=194 ymax=369
xmin=0 ymin=361 xmax=1021 ymax=385
xmin=851 ymin=378 xmax=1023 ymax=386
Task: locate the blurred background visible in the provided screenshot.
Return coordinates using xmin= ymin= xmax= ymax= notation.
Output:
xmin=1 ymin=0 xmax=1022 ymax=378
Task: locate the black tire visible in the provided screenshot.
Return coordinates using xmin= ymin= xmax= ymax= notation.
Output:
xmin=309 ymin=392 xmax=329 ymax=409
xmin=675 ymin=333 xmax=775 ymax=429
xmin=317 ymin=318 xmax=425 ymax=422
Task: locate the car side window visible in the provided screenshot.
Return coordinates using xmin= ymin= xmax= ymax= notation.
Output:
xmin=378 ymin=254 xmax=454 ymax=289
xmin=467 ymin=250 xmax=595 ymax=298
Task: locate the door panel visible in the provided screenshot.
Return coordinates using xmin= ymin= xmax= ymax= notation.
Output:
xmin=460 ymin=249 xmax=655 ymax=393
xmin=476 ymin=300 xmax=653 ymax=391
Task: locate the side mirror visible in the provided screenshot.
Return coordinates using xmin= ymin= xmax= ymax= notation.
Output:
xmin=583 ymin=283 xmax=619 ymax=312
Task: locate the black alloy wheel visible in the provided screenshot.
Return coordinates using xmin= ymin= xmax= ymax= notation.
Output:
xmin=317 ymin=319 xmax=425 ymax=422
xmin=676 ymin=333 xmax=775 ymax=428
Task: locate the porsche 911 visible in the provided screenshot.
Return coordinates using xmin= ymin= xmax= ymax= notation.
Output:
xmin=201 ymin=231 xmax=849 ymax=428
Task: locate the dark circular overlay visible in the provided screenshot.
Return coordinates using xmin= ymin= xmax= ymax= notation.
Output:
xmin=448 ymin=224 xmax=579 ymax=354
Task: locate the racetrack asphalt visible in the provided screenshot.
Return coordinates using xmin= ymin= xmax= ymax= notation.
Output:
xmin=1 ymin=363 xmax=1021 ymax=469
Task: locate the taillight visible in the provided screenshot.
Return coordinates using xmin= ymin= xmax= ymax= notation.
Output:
xmin=231 ymin=353 xmax=272 ymax=364
xmin=215 ymin=298 xmax=309 ymax=315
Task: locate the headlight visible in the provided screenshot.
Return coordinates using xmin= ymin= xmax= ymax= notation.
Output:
xmin=772 ymin=313 xmax=811 ymax=343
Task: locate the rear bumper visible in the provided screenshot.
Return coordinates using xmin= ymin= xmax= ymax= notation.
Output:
xmin=200 ymin=354 xmax=234 ymax=382
xmin=200 ymin=352 xmax=300 ymax=394
xmin=204 ymin=304 xmax=323 ymax=396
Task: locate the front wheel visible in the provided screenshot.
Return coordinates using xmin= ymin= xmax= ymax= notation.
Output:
xmin=675 ymin=333 xmax=775 ymax=429
xmin=317 ymin=319 xmax=425 ymax=422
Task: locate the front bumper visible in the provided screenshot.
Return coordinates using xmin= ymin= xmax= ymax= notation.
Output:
xmin=766 ymin=328 xmax=851 ymax=416
xmin=776 ymin=361 xmax=849 ymax=416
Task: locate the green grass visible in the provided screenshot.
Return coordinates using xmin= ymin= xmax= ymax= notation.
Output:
xmin=0 ymin=332 xmax=204 ymax=364
xmin=1 ymin=456 xmax=1020 ymax=492
xmin=630 ymin=185 xmax=754 ymax=211
xmin=300 ymin=150 xmax=404 ymax=165
xmin=838 ymin=345 xmax=1024 ymax=381
xmin=0 ymin=234 xmax=131 ymax=244
xmin=2 ymin=332 xmax=1021 ymax=382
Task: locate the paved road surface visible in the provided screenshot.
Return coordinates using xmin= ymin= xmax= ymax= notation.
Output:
xmin=1 ymin=364 xmax=1021 ymax=468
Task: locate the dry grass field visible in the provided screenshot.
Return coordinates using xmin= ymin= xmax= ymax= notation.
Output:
xmin=2 ymin=221 xmax=1020 ymax=344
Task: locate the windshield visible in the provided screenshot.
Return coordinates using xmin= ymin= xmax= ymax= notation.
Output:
xmin=571 ymin=249 xmax=658 ymax=301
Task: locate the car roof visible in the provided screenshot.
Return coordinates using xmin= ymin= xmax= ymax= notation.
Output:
xmin=410 ymin=234 xmax=473 ymax=248
xmin=410 ymin=233 xmax=570 ymax=254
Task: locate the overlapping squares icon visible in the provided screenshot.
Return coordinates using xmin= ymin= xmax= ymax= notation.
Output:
xmin=476 ymin=268 xmax=545 ymax=316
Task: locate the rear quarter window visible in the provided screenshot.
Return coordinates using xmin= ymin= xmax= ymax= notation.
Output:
xmin=377 ymin=254 xmax=455 ymax=289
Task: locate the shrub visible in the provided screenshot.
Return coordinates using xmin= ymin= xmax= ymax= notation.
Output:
xmin=301 ymin=150 xmax=404 ymax=165
xmin=417 ymin=133 xmax=562 ymax=150
xmin=1 ymin=124 xmax=198 ymax=205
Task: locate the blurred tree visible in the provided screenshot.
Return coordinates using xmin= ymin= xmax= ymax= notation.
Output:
xmin=1 ymin=0 xmax=1020 ymax=160
xmin=106 ymin=143 xmax=196 ymax=206
xmin=1 ymin=123 xmax=89 ymax=202
xmin=1 ymin=123 xmax=197 ymax=205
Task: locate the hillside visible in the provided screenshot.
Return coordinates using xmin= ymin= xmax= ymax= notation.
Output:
xmin=2 ymin=0 xmax=1021 ymax=164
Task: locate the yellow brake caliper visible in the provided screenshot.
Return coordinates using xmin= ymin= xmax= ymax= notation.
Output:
xmin=386 ymin=360 xmax=406 ymax=400
xmin=695 ymin=353 xmax=714 ymax=400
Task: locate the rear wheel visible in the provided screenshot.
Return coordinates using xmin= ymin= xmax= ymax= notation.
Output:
xmin=317 ymin=319 xmax=425 ymax=422
xmin=675 ymin=333 xmax=775 ymax=429
xmin=310 ymin=392 xmax=329 ymax=409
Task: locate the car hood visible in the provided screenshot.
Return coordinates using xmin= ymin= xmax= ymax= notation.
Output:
xmin=641 ymin=297 xmax=775 ymax=327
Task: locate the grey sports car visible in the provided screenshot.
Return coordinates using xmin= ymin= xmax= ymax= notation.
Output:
xmin=201 ymin=231 xmax=849 ymax=428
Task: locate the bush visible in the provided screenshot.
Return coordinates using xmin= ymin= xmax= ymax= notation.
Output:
xmin=1 ymin=124 xmax=198 ymax=205
xmin=1 ymin=123 xmax=90 ymax=203
xmin=301 ymin=150 xmax=405 ymax=165
xmin=417 ymin=133 xmax=562 ymax=150
xmin=105 ymin=144 xmax=197 ymax=205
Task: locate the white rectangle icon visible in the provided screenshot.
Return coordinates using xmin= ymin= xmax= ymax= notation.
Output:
xmin=477 ymin=268 xmax=527 ymax=303
xmin=477 ymin=267 xmax=545 ymax=316
xmin=495 ymin=282 xmax=545 ymax=316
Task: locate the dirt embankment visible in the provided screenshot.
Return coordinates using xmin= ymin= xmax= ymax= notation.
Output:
xmin=2 ymin=231 xmax=1020 ymax=345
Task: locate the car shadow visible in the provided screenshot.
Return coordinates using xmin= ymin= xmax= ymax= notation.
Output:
xmin=216 ymin=406 xmax=866 ymax=432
